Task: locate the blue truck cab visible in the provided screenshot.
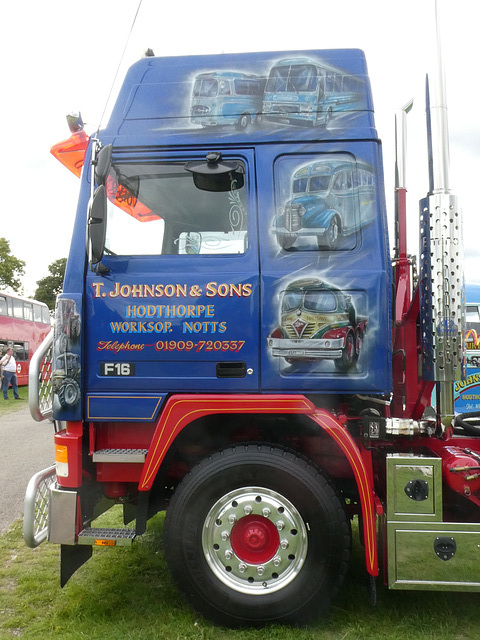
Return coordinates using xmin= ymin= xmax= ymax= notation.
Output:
xmin=55 ymin=49 xmax=389 ymax=421
xmin=31 ymin=49 xmax=394 ymax=626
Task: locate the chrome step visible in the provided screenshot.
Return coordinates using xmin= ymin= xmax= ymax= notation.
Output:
xmin=78 ymin=527 xmax=136 ymax=546
xmin=92 ymin=448 xmax=148 ymax=463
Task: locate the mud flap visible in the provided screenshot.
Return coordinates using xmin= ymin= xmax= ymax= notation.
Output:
xmin=61 ymin=544 xmax=92 ymax=587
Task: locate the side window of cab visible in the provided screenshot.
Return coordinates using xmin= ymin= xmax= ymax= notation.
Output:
xmin=104 ymin=156 xmax=248 ymax=257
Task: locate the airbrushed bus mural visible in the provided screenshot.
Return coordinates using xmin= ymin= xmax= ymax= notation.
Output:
xmin=187 ymin=55 xmax=368 ymax=131
xmin=262 ymin=57 xmax=366 ymax=127
xmin=273 ymin=156 xmax=376 ymax=251
xmin=190 ymin=72 xmax=265 ymax=129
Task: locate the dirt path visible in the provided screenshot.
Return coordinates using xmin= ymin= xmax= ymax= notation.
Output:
xmin=0 ymin=405 xmax=54 ymax=534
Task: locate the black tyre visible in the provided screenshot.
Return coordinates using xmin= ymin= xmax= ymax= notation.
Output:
xmin=335 ymin=332 xmax=355 ymax=372
xmin=353 ymin=327 xmax=364 ymax=363
xmin=164 ymin=444 xmax=350 ymax=626
xmin=58 ymin=377 xmax=80 ymax=407
xmin=324 ymin=107 xmax=333 ymax=126
xmin=318 ymin=215 xmax=340 ymax=250
xmin=236 ymin=113 xmax=251 ymax=130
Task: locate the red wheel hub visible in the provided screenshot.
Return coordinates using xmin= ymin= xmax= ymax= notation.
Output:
xmin=230 ymin=515 xmax=280 ymax=564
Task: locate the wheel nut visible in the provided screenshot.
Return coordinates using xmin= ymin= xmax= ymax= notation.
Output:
xmin=228 ymin=514 xmax=237 ymax=525
xmin=280 ymin=539 xmax=289 ymax=550
xmin=273 ymin=556 xmax=281 ymax=567
xmin=225 ymin=550 xmax=233 ymax=560
xmin=262 ymin=508 xmax=271 ymax=517
xmin=257 ymin=565 xmax=265 ymax=576
xmin=244 ymin=505 xmax=252 ymax=515
xmin=276 ymin=520 xmax=285 ymax=531
xmin=238 ymin=562 xmax=247 ymax=573
xmin=221 ymin=531 xmax=230 ymax=541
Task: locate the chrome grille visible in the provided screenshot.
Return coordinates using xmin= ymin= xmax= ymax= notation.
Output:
xmin=284 ymin=205 xmax=303 ymax=232
xmin=285 ymin=322 xmax=316 ymax=339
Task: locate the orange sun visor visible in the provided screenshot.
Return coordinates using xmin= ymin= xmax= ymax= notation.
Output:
xmin=106 ymin=175 xmax=158 ymax=223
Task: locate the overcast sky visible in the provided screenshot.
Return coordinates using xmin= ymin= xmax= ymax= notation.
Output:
xmin=1 ymin=0 xmax=478 ymax=295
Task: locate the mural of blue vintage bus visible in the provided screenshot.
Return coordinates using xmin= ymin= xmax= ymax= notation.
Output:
xmin=263 ymin=57 xmax=366 ymax=127
xmin=274 ymin=157 xmax=376 ymax=250
xmin=190 ymin=71 xmax=265 ymax=129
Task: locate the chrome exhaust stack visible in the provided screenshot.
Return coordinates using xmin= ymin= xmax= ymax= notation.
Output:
xmin=419 ymin=1 xmax=465 ymax=429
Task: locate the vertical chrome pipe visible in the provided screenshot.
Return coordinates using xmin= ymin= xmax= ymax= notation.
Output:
xmin=428 ymin=0 xmax=451 ymax=196
xmin=420 ymin=0 xmax=464 ymax=429
xmin=395 ymin=100 xmax=414 ymax=193
xmin=394 ymin=100 xmax=413 ymax=263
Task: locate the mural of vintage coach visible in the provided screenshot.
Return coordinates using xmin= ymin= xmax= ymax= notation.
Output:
xmin=190 ymin=71 xmax=265 ymax=129
xmin=189 ymin=56 xmax=367 ymax=132
xmin=262 ymin=57 xmax=366 ymax=127
xmin=274 ymin=157 xmax=376 ymax=250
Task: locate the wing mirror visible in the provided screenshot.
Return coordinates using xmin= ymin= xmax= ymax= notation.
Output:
xmin=95 ymin=144 xmax=112 ymax=186
xmin=87 ymin=185 xmax=108 ymax=271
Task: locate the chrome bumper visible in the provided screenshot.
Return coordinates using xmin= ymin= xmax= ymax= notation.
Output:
xmin=23 ymin=465 xmax=56 ymax=547
xmin=267 ymin=337 xmax=344 ymax=359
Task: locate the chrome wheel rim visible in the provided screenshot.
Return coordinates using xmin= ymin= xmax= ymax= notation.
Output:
xmin=202 ymin=486 xmax=308 ymax=594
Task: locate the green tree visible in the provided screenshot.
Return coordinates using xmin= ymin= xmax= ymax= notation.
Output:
xmin=0 ymin=237 xmax=25 ymax=291
xmin=34 ymin=258 xmax=67 ymax=311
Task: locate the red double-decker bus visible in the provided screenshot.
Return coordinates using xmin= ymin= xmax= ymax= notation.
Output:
xmin=0 ymin=292 xmax=51 ymax=385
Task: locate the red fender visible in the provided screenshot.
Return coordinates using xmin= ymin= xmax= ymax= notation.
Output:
xmin=311 ymin=409 xmax=378 ymax=576
xmin=138 ymin=395 xmax=378 ymax=577
xmin=138 ymin=394 xmax=316 ymax=491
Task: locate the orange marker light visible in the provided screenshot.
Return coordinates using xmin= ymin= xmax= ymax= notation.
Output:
xmin=50 ymin=130 xmax=89 ymax=178
xmin=55 ymin=444 xmax=69 ymax=477
xmin=94 ymin=540 xmax=116 ymax=547
xmin=55 ymin=444 xmax=68 ymax=463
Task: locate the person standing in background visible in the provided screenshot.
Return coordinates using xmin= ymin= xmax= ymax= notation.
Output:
xmin=0 ymin=348 xmax=20 ymax=400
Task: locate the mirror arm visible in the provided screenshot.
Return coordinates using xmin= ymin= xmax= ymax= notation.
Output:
xmin=87 ymin=185 xmax=108 ymax=270
xmin=91 ymin=260 xmax=110 ymax=275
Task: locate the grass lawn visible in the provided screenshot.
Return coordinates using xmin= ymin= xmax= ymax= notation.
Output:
xmin=2 ymin=505 xmax=480 ymax=639
xmin=2 ymin=389 xmax=480 ymax=638
xmin=0 ymin=385 xmax=29 ymax=416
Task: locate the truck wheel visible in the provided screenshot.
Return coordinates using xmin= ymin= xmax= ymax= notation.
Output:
xmin=318 ymin=215 xmax=340 ymax=250
xmin=324 ymin=107 xmax=333 ymax=127
xmin=164 ymin=444 xmax=350 ymax=626
xmin=236 ymin=113 xmax=251 ymax=130
xmin=58 ymin=378 xmax=80 ymax=407
xmin=56 ymin=333 xmax=68 ymax=354
xmin=335 ymin=332 xmax=355 ymax=372
xmin=353 ymin=327 xmax=363 ymax=363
